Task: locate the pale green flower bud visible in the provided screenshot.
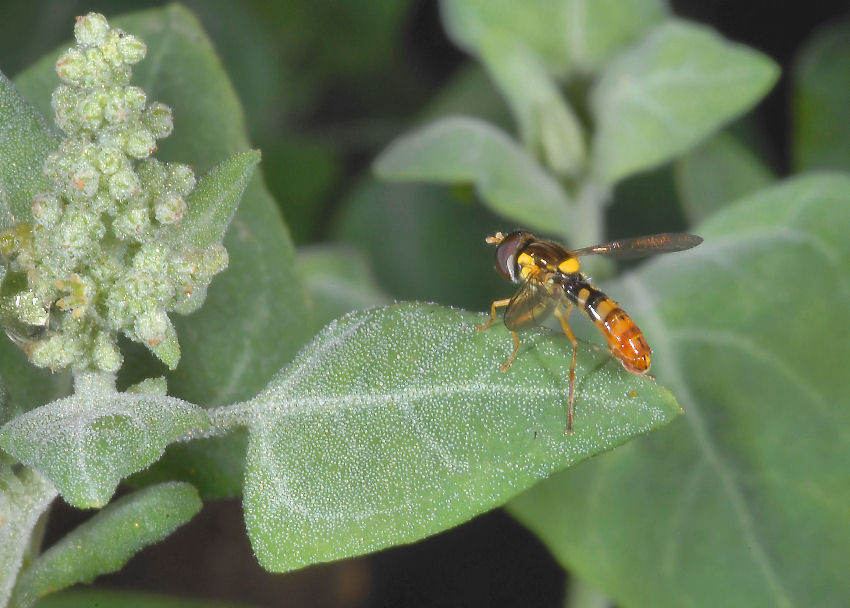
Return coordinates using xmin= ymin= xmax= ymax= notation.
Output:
xmin=145 ymin=102 xmax=174 ymax=139
xmin=133 ymin=308 xmax=169 ymax=346
xmin=55 ymin=48 xmax=85 ymax=85
xmin=67 ymin=162 xmax=100 ymax=200
xmin=138 ymin=158 xmax=167 ymax=190
xmin=79 ymin=91 xmax=105 ymax=132
xmin=108 ymin=168 xmax=140 ymax=202
xmin=154 ymin=193 xmax=186 ymax=225
xmin=125 ymin=127 xmax=156 ymax=159
xmin=124 ymin=86 xmax=147 ymax=112
xmin=95 ymin=141 xmax=125 ymax=176
xmin=31 ymin=194 xmax=62 ymax=228
xmin=113 ymin=207 xmax=150 ymax=240
xmin=74 ymin=13 xmax=110 ymax=47
xmin=117 ymin=33 xmax=146 ymax=64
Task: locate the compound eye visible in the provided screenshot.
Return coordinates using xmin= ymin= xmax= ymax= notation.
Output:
xmin=494 ymin=231 xmax=526 ymax=281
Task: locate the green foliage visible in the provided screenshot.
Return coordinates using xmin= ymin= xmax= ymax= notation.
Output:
xmin=0 ymin=374 xmax=208 ymax=508
xmin=0 ymin=2 xmax=847 ymax=607
xmin=0 ymin=465 xmax=56 ymax=606
xmin=440 ymin=0 xmax=668 ymax=175
xmin=375 ymin=116 xmax=572 ymax=235
xmin=0 ymin=72 xmax=59 ymax=227
xmin=243 ymin=303 xmax=680 ymax=571
xmin=172 ymin=151 xmax=261 ymax=249
xmin=35 ymin=589 xmax=251 ymax=608
xmin=12 ymin=482 xmax=201 ymax=607
xmin=792 ymin=20 xmax=850 ymax=172
xmin=509 ymin=174 xmax=850 ymax=606
xmin=590 ymin=21 xmax=779 ymax=184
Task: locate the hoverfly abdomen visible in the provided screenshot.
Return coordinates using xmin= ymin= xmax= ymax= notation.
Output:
xmin=562 ymin=280 xmax=651 ymax=374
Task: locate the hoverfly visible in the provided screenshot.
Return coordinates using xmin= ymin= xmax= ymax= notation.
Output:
xmin=478 ymin=230 xmax=703 ymax=434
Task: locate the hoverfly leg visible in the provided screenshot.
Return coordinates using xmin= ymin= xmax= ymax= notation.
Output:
xmin=554 ymin=305 xmax=578 ymax=435
xmin=500 ymin=331 xmax=520 ymax=373
xmin=477 ymin=298 xmax=520 ymax=373
xmin=476 ymin=298 xmax=511 ymax=331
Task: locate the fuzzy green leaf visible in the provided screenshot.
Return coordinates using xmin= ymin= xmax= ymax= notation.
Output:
xmin=0 ymin=465 xmax=57 ymax=607
xmin=374 ymin=116 xmax=572 ymax=236
xmin=176 ymin=150 xmax=260 ymax=249
xmin=0 ymin=385 xmax=208 ymax=509
xmin=0 ymin=73 xmax=70 ymax=412
xmin=440 ymin=0 xmax=584 ymax=175
xmin=12 ymin=482 xmax=200 ymax=607
xmin=440 ymin=0 xmax=667 ymax=76
xmin=439 ymin=0 xmax=666 ymax=174
xmin=591 ymin=20 xmax=779 ymax=184
xmin=0 ymin=70 xmax=59 ymax=228
xmin=792 ymin=20 xmax=850 ymax=172
xmin=509 ymin=173 xmax=850 ymax=607
xmin=243 ymin=302 xmax=681 ymax=572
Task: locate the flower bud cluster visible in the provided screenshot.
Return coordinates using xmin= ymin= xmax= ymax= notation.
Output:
xmin=0 ymin=13 xmax=227 ymax=372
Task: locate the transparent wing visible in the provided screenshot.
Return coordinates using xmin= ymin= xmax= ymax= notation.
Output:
xmin=571 ymin=233 xmax=703 ymax=260
xmin=503 ymin=277 xmax=560 ymax=331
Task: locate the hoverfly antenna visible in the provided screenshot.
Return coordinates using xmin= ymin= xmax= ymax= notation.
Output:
xmin=485 ymin=232 xmax=505 ymax=245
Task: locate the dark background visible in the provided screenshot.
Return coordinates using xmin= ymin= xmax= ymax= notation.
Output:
xmin=4 ymin=1 xmax=848 ymax=606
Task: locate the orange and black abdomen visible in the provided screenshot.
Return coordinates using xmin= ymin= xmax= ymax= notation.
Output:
xmin=563 ymin=280 xmax=651 ymax=374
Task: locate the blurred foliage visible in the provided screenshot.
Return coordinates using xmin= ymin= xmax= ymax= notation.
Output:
xmin=1 ymin=1 xmax=849 ymax=607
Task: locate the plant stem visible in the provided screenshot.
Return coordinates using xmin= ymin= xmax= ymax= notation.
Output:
xmin=172 ymin=402 xmax=255 ymax=442
xmin=72 ymin=370 xmax=116 ymax=394
xmin=570 ymin=178 xmax=614 ymax=279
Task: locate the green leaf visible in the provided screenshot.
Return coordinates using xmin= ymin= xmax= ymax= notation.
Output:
xmin=0 ymin=70 xmax=59 ymax=228
xmin=0 ymin=380 xmax=209 ymax=508
xmin=0 ymin=465 xmax=57 ymax=607
xmin=791 ymin=19 xmax=850 ymax=172
xmin=374 ymin=116 xmax=572 ymax=236
xmin=12 ymin=482 xmax=201 ymax=607
xmin=440 ymin=0 xmax=586 ymax=175
xmin=298 ymin=245 xmax=390 ymax=330
xmin=440 ymin=0 xmax=667 ymax=76
xmin=175 ymin=150 xmax=261 ymax=249
xmin=35 ymin=589 xmax=255 ymax=608
xmin=509 ymin=173 xmax=850 ymax=606
xmin=590 ymin=20 xmax=779 ymax=184
xmin=242 ymin=302 xmax=681 ymax=572
xmin=439 ymin=0 xmax=666 ymax=174
xmin=674 ymin=131 xmax=775 ymax=224
xmin=0 ymin=72 xmax=70 ymax=412
xmin=559 ymin=0 xmax=669 ymax=74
